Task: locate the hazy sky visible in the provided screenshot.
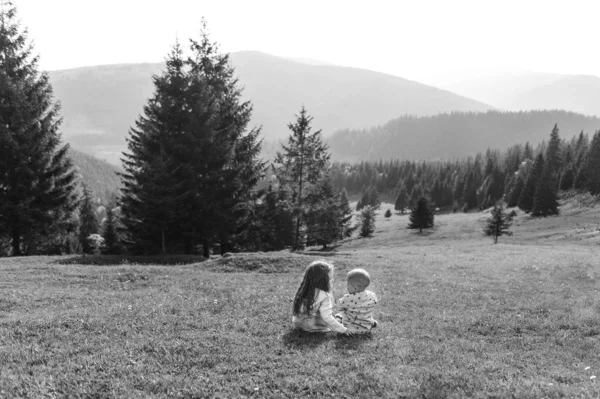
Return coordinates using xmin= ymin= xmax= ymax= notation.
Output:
xmin=13 ymin=0 xmax=600 ymax=86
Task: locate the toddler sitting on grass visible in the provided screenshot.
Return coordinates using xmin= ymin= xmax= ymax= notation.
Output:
xmin=292 ymin=260 xmax=352 ymax=335
xmin=334 ymin=268 xmax=378 ymax=332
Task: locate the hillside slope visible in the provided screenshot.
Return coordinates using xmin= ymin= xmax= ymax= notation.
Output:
xmin=69 ymin=148 xmax=122 ymax=203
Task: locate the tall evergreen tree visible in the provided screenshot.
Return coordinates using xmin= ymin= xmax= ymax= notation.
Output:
xmin=408 ymin=197 xmax=434 ymax=233
xmin=273 ymin=106 xmax=330 ymax=250
xmin=545 ymin=123 xmax=562 ymax=178
xmin=79 ymin=184 xmax=99 ymax=254
xmin=120 ymin=44 xmax=187 ymax=254
xmin=0 ymin=1 xmax=78 ymax=255
xmin=518 ymin=153 xmax=544 ymax=213
xmin=483 ymin=202 xmax=512 ymax=244
xmin=120 ymin=26 xmax=264 ymax=256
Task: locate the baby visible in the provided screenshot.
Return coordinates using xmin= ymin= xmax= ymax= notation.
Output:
xmin=335 ymin=268 xmax=378 ymax=332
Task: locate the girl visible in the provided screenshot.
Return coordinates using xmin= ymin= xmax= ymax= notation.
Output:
xmin=292 ymin=260 xmax=350 ymax=334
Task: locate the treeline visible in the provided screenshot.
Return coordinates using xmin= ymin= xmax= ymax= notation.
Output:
xmin=331 ymin=125 xmax=600 ymax=215
xmin=328 ymin=110 xmax=600 ymax=162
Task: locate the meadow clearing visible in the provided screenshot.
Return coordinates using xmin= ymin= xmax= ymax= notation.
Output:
xmin=1 ymin=197 xmax=600 ymax=398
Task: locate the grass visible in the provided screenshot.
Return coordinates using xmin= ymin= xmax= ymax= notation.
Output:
xmin=1 ymin=199 xmax=600 ymax=398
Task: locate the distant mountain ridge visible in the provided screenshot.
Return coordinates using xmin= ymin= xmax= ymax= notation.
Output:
xmin=327 ymin=110 xmax=600 ymax=162
xmin=48 ymin=51 xmax=493 ymax=164
xmin=444 ymin=72 xmax=600 ymax=117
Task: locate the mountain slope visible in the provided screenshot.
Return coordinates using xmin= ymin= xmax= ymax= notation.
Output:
xmin=48 ymin=51 xmax=493 ymax=164
xmin=328 ymin=110 xmax=600 ymax=162
xmin=69 ymin=148 xmax=122 ymax=203
xmin=444 ymin=72 xmax=600 ymax=117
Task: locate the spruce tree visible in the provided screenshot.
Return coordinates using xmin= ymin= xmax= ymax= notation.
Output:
xmin=408 ymin=197 xmax=434 ymax=233
xmin=483 ymin=202 xmax=512 ymax=244
xmin=79 ymin=184 xmax=99 ymax=254
xmin=273 ymin=107 xmax=330 ymax=250
xmin=358 ymin=206 xmax=376 ymax=238
xmin=545 ymin=123 xmax=562 ymax=178
xmin=120 ymin=44 xmax=187 ymax=254
xmin=518 ymin=153 xmax=544 ymax=213
xmin=0 ymin=1 xmax=78 ymax=255
xmin=120 ymin=26 xmax=264 ymax=256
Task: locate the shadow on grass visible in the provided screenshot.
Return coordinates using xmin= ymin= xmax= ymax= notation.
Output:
xmin=51 ymin=254 xmax=208 ymax=266
xmin=282 ymin=329 xmax=373 ymax=350
xmin=334 ymin=332 xmax=374 ymax=350
xmin=282 ymin=329 xmax=334 ymax=349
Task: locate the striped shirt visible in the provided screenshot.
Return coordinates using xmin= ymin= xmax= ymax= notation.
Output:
xmin=292 ymin=289 xmax=347 ymax=333
xmin=337 ymin=290 xmax=378 ymax=332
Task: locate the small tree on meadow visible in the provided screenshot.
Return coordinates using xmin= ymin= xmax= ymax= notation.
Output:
xmin=483 ymin=202 xmax=512 ymax=244
xmin=408 ymin=197 xmax=434 ymax=233
xmin=384 ymin=209 xmax=392 ymax=219
xmin=358 ymin=206 xmax=376 ymax=238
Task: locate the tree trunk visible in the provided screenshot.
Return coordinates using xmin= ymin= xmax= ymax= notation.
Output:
xmin=161 ymin=229 xmax=166 ymax=255
xmin=11 ymin=227 xmax=21 ymax=256
xmin=203 ymin=238 xmax=210 ymax=258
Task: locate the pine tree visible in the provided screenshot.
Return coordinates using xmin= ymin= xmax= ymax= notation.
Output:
xmin=0 ymin=1 xmax=78 ymax=255
xmin=102 ymin=206 xmax=123 ymax=255
xmin=337 ymin=188 xmax=355 ymax=239
xmin=483 ymin=202 xmax=512 ymax=244
xmin=408 ymin=197 xmax=435 ymax=233
xmin=358 ymin=206 xmax=376 ymax=238
xmin=79 ymin=184 xmax=99 ymax=254
xmin=518 ymin=153 xmax=544 ymax=213
xmin=531 ymin=166 xmax=559 ymax=217
xmin=273 ymin=107 xmax=330 ymax=250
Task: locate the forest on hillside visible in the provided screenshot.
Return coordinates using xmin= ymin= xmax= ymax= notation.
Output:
xmin=327 ymin=110 xmax=600 ymax=161
xmin=331 ymin=126 xmax=600 ymax=216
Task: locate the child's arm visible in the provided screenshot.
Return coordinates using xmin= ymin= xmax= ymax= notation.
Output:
xmin=318 ymin=293 xmax=347 ymax=333
xmin=337 ymin=295 xmax=349 ymax=310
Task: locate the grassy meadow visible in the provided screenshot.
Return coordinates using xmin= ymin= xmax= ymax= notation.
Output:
xmin=1 ymin=198 xmax=600 ymax=398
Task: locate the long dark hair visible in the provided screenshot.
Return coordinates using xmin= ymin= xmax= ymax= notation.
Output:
xmin=292 ymin=261 xmax=332 ymax=316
